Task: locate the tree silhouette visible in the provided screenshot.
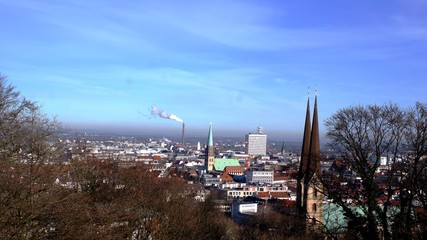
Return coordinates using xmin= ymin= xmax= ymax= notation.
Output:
xmin=324 ymin=102 xmax=427 ymax=239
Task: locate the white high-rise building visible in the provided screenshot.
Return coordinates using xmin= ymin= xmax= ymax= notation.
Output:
xmin=245 ymin=127 xmax=267 ymax=156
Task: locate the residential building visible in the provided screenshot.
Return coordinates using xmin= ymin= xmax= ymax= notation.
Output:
xmin=202 ymin=174 xmax=222 ymax=187
xmin=225 ymin=186 xmax=257 ymax=200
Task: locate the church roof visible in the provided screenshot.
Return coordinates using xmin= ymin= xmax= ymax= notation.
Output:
xmin=213 ymin=158 xmax=240 ymax=172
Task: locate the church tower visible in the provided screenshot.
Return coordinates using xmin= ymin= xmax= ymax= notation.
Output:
xmin=205 ymin=123 xmax=215 ymax=172
xmin=297 ymin=87 xmax=323 ymax=226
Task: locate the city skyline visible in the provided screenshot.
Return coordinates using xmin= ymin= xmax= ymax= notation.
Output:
xmin=1 ymin=0 xmax=426 ymax=139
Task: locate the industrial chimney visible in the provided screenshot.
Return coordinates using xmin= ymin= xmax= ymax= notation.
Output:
xmin=181 ymin=122 xmax=185 ymax=147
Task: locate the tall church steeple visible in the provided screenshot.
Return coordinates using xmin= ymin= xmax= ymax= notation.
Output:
xmin=205 ymin=123 xmax=215 ymax=172
xmin=299 ymin=88 xmax=311 ymax=179
xmin=297 ymin=86 xmax=323 ymax=227
xmin=309 ymin=88 xmax=320 ymax=176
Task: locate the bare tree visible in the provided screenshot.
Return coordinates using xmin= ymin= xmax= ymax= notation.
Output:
xmin=0 ymin=74 xmax=61 ymax=163
xmin=393 ymin=102 xmax=427 ymax=239
xmin=324 ymin=102 xmax=427 ymax=239
xmin=0 ymin=74 xmax=64 ymax=239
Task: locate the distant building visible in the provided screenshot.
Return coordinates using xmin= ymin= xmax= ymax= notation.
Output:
xmin=368 ymin=154 xmax=388 ymax=166
xmin=231 ymin=200 xmax=258 ymax=224
xmin=245 ymin=127 xmax=267 ymax=156
xmin=202 ymin=174 xmax=222 ymax=187
xmin=245 ymin=169 xmax=274 ymax=184
xmin=225 ymin=186 xmax=258 ymax=200
xmin=224 ymin=166 xmax=245 ymax=176
xmin=184 ymin=183 xmax=210 ymax=202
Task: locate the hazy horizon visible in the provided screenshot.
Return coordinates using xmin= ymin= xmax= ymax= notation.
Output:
xmin=64 ymin=122 xmax=307 ymax=142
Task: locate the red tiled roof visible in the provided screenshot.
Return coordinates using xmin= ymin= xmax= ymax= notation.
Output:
xmin=283 ymin=199 xmax=297 ymax=207
xmin=257 ymin=191 xmax=289 ymax=199
xmin=221 ymin=172 xmax=234 ymax=183
xmin=273 ymin=174 xmax=291 ymax=181
xmin=136 ymin=156 xmax=152 ymax=160
xmin=257 ymin=192 xmax=269 ymax=198
xmin=224 ymin=166 xmax=244 ymax=174
xmin=270 ymin=192 xmax=289 ymax=199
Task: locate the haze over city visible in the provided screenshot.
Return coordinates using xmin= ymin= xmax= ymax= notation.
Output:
xmin=1 ymin=0 xmax=426 ymax=139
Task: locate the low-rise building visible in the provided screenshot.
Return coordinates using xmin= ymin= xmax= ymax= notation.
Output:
xmin=224 ymin=166 xmax=245 ymax=176
xmin=202 ymin=174 xmax=222 ymax=187
xmin=245 ymin=169 xmax=274 ymax=184
xmin=231 ymin=200 xmax=259 ymax=224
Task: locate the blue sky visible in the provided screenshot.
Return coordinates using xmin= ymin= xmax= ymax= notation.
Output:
xmin=1 ymin=0 xmax=426 ymax=139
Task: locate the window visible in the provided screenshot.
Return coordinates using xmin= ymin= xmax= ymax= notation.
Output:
xmin=312 ymin=203 xmax=317 ymax=212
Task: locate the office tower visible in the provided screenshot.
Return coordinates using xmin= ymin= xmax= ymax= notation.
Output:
xmin=245 ymin=126 xmax=267 ymax=156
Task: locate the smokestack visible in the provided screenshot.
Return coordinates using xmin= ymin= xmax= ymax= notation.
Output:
xmin=181 ymin=122 xmax=185 ymax=147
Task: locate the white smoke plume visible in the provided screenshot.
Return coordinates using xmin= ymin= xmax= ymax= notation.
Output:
xmin=150 ymin=105 xmax=183 ymax=123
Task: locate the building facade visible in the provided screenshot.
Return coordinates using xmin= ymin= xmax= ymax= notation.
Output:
xmin=245 ymin=170 xmax=274 ymax=184
xmin=245 ymin=127 xmax=267 ymax=156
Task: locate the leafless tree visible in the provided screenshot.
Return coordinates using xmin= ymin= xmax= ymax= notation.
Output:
xmin=0 ymin=74 xmax=64 ymax=239
xmin=324 ymin=102 xmax=427 ymax=239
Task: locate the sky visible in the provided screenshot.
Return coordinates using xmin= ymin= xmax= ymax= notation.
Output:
xmin=1 ymin=0 xmax=426 ymax=140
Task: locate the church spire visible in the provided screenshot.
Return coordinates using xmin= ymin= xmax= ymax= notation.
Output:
xmin=205 ymin=123 xmax=215 ymax=172
xmin=207 ymin=122 xmax=213 ymax=147
xmin=297 ymin=86 xmax=323 ymax=227
xmin=308 ymin=88 xmax=320 ymax=175
xmin=299 ymin=87 xmax=311 ymax=179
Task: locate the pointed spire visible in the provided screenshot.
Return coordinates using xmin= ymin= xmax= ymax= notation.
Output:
xmin=297 ymin=87 xmax=323 ymax=225
xmin=205 ymin=123 xmax=215 ymax=172
xmin=207 ymin=122 xmax=213 ymax=147
xmin=299 ymin=91 xmax=311 ymax=178
xmin=309 ymin=90 xmax=320 ymax=174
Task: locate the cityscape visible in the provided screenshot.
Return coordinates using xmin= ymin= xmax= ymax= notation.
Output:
xmin=1 ymin=0 xmax=427 ymax=239
xmin=3 ymin=91 xmax=420 ymax=239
